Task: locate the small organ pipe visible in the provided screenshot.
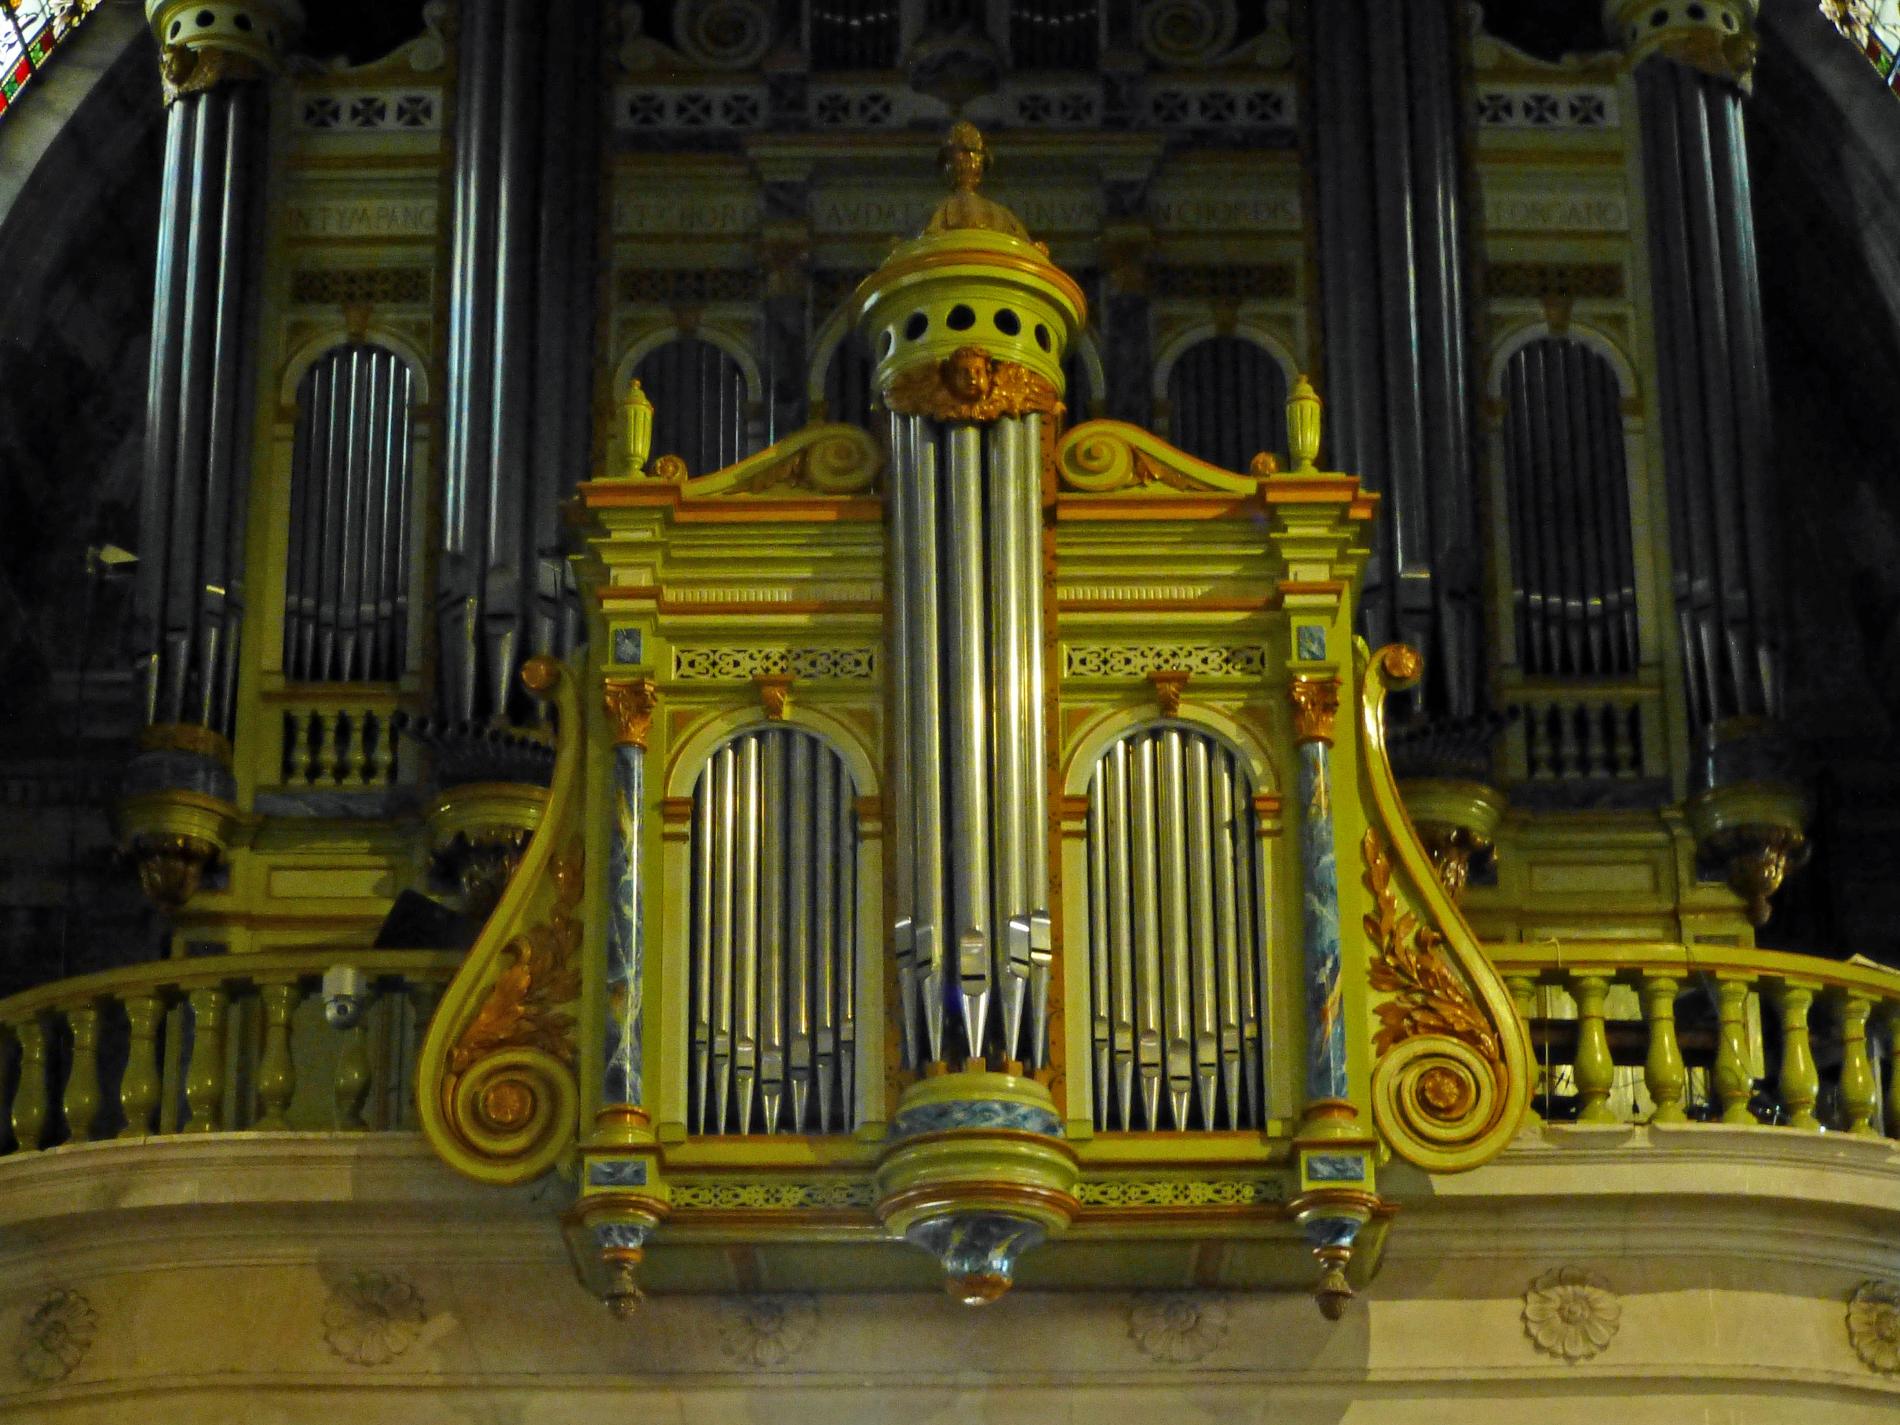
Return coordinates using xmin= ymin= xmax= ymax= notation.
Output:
xmin=709 ymin=744 xmax=738 ymax=1132
xmin=1157 ymin=728 xmax=1193 ymax=1127
xmin=1130 ymin=734 xmax=1164 ymax=1128
xmin=758 ymin=734 xmax=787 ymax=1134
xmin=813 ymin=748 xmax=837 ymax=1132
xmin=1185 ymin=735 xmax=1220 ymax=1126
xmin=733 ymin=736 xmax=763 ymax=1131
xmin=786 ymin=735 xmax=815 ymax=1132
xmin=1105 ymin=740 xmax=1136 ymax=1122
xmin=1213 ymin=748 xmax=1244 ymax=1125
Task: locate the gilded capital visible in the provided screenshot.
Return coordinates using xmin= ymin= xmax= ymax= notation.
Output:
xmin=1289 ymin=677 xmax=1341 ymax=746
xmin=1602 ymin=0 xmax=1757 ymax=87
xmin=603 ymin=678 xmax=658 ymax=749
xmin=149 ymin=0 xmax=303 ymax=101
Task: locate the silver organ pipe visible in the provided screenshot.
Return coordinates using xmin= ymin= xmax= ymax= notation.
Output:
xmin=688 ymin=729 xmax=862 ymax=1133
xmin=886 ymin=413 xmax=1054 ymax=1071
xmin=1086 ymin=728 xmax=1269 ymax=1131
xmin=283 ymin=344 xmax=417 ymax=684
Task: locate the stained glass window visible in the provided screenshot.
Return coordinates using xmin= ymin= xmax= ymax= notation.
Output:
xmin=1822 ymin=0 xmax=1900 ymax=92
xmin=0 ymin=0 xmax=99 ymax=120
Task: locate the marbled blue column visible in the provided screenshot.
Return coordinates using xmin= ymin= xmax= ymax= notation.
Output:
xmin=1298 ymin=738 xmax=1348 ymax=1101
xmin=603 ymin=743 xmax=644 ymax=1106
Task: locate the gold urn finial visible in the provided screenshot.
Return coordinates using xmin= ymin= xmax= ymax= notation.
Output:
xmin=1288 ymin=373 xmax=1323 ymax=472
xmin=622 ymin=379 xmax=654 ymax=478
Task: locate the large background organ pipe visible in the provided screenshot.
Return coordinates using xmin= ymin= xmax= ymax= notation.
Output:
xmin=905 ymin=417 xmax=949 ymax=1065
xmin=887 ymin=415 xmax=918 ymax=1067
xmin=987 ymin=414 xmax=1028 ymax=1054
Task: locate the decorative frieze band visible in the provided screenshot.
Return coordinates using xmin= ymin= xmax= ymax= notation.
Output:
xmin=1064 ymin=643 xmax=1267 ymax=679
xmin=672 ymin=647 xmax=877 ymax=681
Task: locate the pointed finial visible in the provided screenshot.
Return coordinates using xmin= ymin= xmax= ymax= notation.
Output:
xmin=623 ymin=379 xmax=653 ymax=477
xmin=941 ymin=121 xmax=989 ymax=194
xmin=1288 ymin=373 xmax=1322 ymax=473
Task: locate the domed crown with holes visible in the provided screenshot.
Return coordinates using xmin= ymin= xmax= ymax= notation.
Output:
xmin=855 ymin=123 xmax=1087 ymax=406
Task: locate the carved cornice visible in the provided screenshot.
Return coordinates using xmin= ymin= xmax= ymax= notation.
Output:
xmin=885 ymin=348 xmax=1061 ymax=424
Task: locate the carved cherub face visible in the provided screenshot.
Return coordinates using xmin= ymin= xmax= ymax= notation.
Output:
xmin=944 ymin=347 xmax=992 ymax=401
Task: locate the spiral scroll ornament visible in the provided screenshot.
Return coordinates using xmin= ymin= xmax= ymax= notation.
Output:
xmin=1134 ymin=0 xmax=1238 ymax=68
xmin=672 ymin=0 xmax=773 ymax=70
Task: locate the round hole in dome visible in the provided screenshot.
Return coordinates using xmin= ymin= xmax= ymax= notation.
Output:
xmin=880 ymin=329 xmax=895 ymax=356
xmin=168 ymin=18 xmax=181 ymax=36
xmin=1034 ymin=324 xmax=1051 ymax=352
xmin=1685 ymin=2 xmax=1704 ymax=19
xmin=1721 ymin=10 xmax=1736 ymax=27
xmin=947 ymin=304 xmax=975 ymax=331
xmin=1650 ymin=7 xmax=1668 ymax=26
xmin=196 ymin=9 xmax=215 ymax=26
xmin=235 ymin=12 xmax=252 ymax=28
xmin=904 ymin=312 xmax=928 ymax=341
xmin=993 ymin=308 xmax=1021 ymax=336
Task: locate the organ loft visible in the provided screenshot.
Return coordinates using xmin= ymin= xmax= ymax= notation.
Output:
xmin=0 ymin=0 xmax=1898 ymax=1419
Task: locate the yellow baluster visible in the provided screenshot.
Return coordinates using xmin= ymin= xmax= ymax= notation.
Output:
xmin=183 ymin=987 xmax=227 ymax=1133
xmin=10 ymin=1017 xmax=48 ymax=1151
xmin=1570 ymin=974 xmax=1617 ymax=1124
xmin=1775 ymin=980 xmax=1819 ymax=1130
xmin=1504 ymin=973 xmax=1543 ymax=1123
xmin=254 ymin=980 xmax=299 ymax=1130
xmin=335 ymin=1018 xmax=372 ymax=1131
xmin=1640 ymin=973 xmax=1687 ymax=1124
xmin=1713 ymin=975 xmax=1757 ymax=1125
xmin=62 ymin=1002 xmax=101 ymax=1144
xmin=119 ymin=994 xmax=162 ymax=1138
xmin=1887 ymin=1005 xmax=1900 ymax=1140
xmin=1837 ymin=991 xmax=1878 ymax=1137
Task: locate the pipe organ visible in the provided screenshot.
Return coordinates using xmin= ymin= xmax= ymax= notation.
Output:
xmin=96 ymin=0 xmax=1829 ymax=1351
xmin=409 ymin=126 xmax=1530 ymax=1322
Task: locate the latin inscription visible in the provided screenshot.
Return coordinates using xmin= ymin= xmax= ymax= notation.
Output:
xmin=286 ymin=199 xmax=436 ymax=239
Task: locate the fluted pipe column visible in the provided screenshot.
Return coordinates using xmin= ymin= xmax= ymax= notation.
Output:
xmin=135 ymin=0 xmax=300 ymax=732
xmin=121 ymin=1 xmax=301 ymax=913
xmin=1307 ymin=0 xmax=1485 ymax=727
xmin=859 ymin=125 xmax=1084 ymax=1305
xmin=438 ymin=0 xmax=603 ymax=729
xmin=1610 ymin=0 xmax=1807 ymax=923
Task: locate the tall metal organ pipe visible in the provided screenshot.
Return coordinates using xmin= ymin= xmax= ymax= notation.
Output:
xmin=1308 ymin=0 xmax=1484 ymax=727
xmin=858 ymin=125 xmax=1084 ymax=1071
xmin=133 ymin=3 xmax=299 ymax=735
xmin=437 ymin=0 xmax=603 ymax=728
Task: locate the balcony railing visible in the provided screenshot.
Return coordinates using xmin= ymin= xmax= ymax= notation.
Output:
xmin=1490 ymin=941 xmax=1900 ymax=1134
xmin=0 ymin=949 xmax=455 ymax=1152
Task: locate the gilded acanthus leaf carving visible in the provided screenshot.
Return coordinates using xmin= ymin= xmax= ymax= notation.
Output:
xmin=450 ymin=838 xmax=585 ymax=1073
xmin=1362 ymin=827 xmax=1500 ymax=1065
xmin=885 ymin=346 xmax=1062 ymax=423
